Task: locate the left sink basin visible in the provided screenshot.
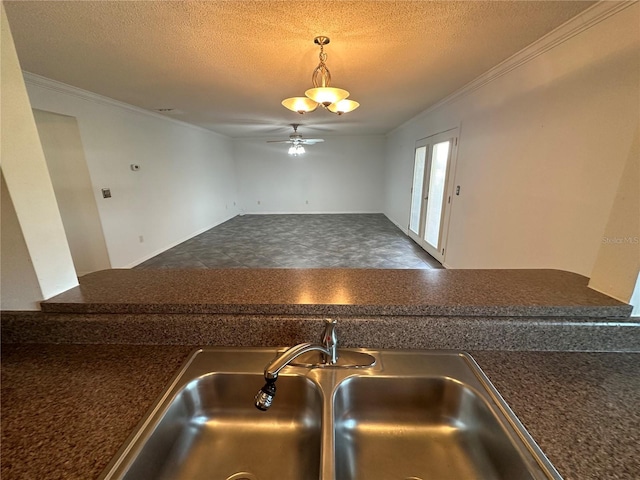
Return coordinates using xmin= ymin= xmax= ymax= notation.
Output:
xmin=99 ymin=349 xmax=323 ymax=480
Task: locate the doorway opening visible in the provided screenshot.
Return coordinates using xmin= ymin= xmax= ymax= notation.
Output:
xmin=33 ymin=109 xmax=111 ymax=276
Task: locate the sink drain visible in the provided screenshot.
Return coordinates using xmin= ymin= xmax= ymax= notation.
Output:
xmin=225 ymin=473 xmax=257 ymax=480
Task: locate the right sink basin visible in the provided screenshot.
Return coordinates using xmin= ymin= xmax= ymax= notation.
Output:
xmin=334 ymin=376 xmax=540 ymax=480
xmin=331 ymin=351 xmax=561 ymax=480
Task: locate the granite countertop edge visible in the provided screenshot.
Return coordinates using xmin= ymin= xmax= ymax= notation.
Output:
xmin=38 ymin=302 xmax=633 ymax=318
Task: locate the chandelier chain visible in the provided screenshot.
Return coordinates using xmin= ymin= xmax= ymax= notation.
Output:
xmin=312 ymin=41 xmax=331 ymax=88
xmin=319 ymin=41 xmax=327 ymax=63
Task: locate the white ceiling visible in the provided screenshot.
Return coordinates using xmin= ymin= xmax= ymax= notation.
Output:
xmin=5 ymin=1 xmax=596 ymax=138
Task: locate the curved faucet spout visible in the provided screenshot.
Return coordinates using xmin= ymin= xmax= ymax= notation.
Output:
xmin=264 ymin=343 xmax=332 ymax=380
xmin=256 ymin=319 xmax=338 ymax=411
xmin=255 ymin=341 xmax=333 ymax=411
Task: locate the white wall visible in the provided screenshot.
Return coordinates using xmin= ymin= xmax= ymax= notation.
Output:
xmin=384 ymin=4 xmax=639 ymax=288
xmin=1 ymin=5 xmax=78 ymax=310
xmin=25 ymin=75 xmax=240 ymax=268
xmin=235 ymin=135 xmax=385 ymax=214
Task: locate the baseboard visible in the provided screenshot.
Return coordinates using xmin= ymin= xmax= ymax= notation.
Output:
xmin=239 ymin=211 xmax=384 ymax=215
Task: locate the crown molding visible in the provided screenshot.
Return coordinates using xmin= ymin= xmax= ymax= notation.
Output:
xmin=22 ymin=72 xmax=229 ymax=138
xmin=389 ymin=1 xmax=636 ymax=136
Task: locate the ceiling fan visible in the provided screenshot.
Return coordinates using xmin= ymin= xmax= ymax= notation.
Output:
xmin=267 ymin=124 xmax=324 ymax=155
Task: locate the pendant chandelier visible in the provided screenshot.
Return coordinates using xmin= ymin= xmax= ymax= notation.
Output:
xmin=282 ymin=36 xmax=359 ymax=115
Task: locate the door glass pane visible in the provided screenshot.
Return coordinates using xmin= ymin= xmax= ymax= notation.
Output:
xmin=409 ymin=146 xmax=427 ymax=234
xmin=424 ymin=141 xmax=450 ymax=248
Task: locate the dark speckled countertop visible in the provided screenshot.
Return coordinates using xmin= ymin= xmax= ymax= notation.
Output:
xmin=5 ymin=268 xmax=637 ymax=352
xmin=1 ymin=345 xmax=638 ymax=480
xmin=3 ymin=269 xmax=638 ymax=479
xmin=41 ymin=269 xmax=632 ymax=317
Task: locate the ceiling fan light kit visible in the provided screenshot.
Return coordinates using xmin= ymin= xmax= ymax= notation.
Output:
xmin=282 ymin=36 xmax=359 ymax=115
xmin=267 ymin=124 xmax=325 ymax=156
xmin=288 ymin=145 xmax=305 ymax=156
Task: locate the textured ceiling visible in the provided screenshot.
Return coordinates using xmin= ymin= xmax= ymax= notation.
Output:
xmin=4 ymin=1 xmax=596 ymax=138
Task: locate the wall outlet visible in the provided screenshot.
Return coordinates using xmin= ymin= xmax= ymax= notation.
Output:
xmin=101 ymin=188 xmax=111 ymax=198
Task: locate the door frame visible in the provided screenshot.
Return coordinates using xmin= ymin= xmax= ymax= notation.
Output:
xmin=407 ymin=127 xmax=459 ymax=264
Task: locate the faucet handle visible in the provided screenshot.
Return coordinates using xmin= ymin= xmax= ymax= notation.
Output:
xmin=322 ymin=318 xmax=337 ymax=341
xmin=321 ymin=318 xmax=338 ymax=364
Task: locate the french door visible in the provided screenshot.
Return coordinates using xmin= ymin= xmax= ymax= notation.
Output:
xmin=408 ymin=128 xmax=458 ymax=263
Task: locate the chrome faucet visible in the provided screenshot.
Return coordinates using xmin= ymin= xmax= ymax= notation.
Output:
xmin=255 ymin=318 xmax=338 ymax=411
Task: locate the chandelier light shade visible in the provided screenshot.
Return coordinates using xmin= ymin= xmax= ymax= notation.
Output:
xmin=305 ymin=87 xmax=349 ymax=107
xmin=282 ymin=36 xmax=359 ymax=115
xmin=327 ymin=99 xmax=360 ymax=115
xmin=281 ymin=97 xmax=318 ymax=114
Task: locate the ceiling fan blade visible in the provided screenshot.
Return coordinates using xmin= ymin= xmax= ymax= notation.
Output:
xmin=301 ymin=139 xmax=325 ymax=144
xmin=266 ymin=140 xmax=293 ymax=144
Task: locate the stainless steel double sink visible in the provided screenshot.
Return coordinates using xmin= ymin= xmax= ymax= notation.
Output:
xmin=99 ymin=348 xmax=562 ymax=480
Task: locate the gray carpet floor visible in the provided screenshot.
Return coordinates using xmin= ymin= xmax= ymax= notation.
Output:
xmin=135 ymin=214 xmax=442 ymax=269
